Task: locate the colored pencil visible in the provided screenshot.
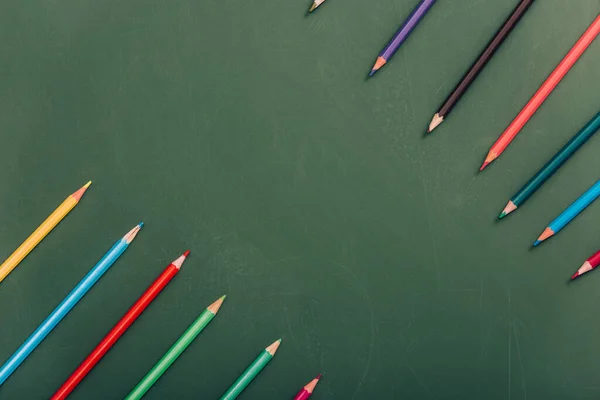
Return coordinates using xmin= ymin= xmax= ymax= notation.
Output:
xmin=294 ymin=374 xmax=322 ymax=400
xmin=572 ymin=249 xmax=600 ymax=279
xmin=51 ymin=251 xmax=189 ymax=400
xmin=308 ymin=0 xmax=326 ymax=13
xmin=220 ymin=339 xmax=282 ymax=400
xmin=534 ymin=180 xmax=600 ymax=246
xmin=500 ymin=112 xmax=600 ymax=218
xmin=369 ymin=0 xmax=437 ymax=77
xmin=480 ymin=14 xmax=600 ymax=170
xmin=125 ymin=296 xmax=226 ymax=400
xmin=428 ymin=0 xmax=536 ymax=133
xmin=0 ymin=223 xmax=142 ymax=386
xmin=0 ymin=181 xmax=91 ymax=285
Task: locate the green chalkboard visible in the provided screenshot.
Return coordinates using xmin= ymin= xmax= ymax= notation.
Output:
xmin=1 ymin=0 xmax=600 ymax=399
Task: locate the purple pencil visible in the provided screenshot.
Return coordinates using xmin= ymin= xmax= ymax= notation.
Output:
xmin=369 ymin=0 xmax=437 ymax=77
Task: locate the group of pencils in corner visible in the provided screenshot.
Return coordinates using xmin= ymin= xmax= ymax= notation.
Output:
xmin=309 ymin=0 xmax=600 ymax=279
xmin=0 ymin=183 xmax=322 ymax=399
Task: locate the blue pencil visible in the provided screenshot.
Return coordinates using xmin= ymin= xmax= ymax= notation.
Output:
xmin=0 ymin=223 xmax=143 ymax=386
xmin=534 ymin=181 xmax=600 ymax=246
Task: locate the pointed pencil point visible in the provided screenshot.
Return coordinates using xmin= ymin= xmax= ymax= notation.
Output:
xmin=369 ymin=57 xmax=386 ymax=77
xmin=479 ymin=161 xmax=490 ymax=171
xmin=428 ymin=113 xmax=444 ymax=133
xmin=571 ymin=272 xmax=579 ymax=280
xmin=304 ymin=374 xmax=322 ymax=394
xmin=316 ymin=373 xmax=322 ymax=380
xmin=207 ymin=295 xmax=226 ymax=314
xmin=368 ymin=69 xmax=376 ymax=77
xmin=172 ymin=251 xmax=189 ymax=269
xmin=71 ymin=181 xmax=93 ymax=201
xmin=124 ymin=224 xmax=143 ymax=244
xmin=266 ymin=339 xmax=282 ymax=356
xmin=498 ymin=212 xmax=506 ymax=219
xmin=308 ymin=3 xmax=317 ymax=12
xmin=500 ymin=201 xmax=517 ymax=219
xmin=533 ymin=240 xmax=541 ymax=247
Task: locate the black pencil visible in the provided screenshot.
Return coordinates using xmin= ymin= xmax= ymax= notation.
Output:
xmin=427 ymin=0 xmax=536 ymax=133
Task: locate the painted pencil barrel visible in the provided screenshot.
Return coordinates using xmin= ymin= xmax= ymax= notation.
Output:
xmin=0 ymin=197 xmax=76 ymax=282
xmin=550 ymin=180 xmax=600 ymax=231
xmin=380 ymin=0 xmax=436 ymax=60
xmin=125 ymin=310 xmax=216 ymax=400
xmin=513 ymin=112 xmax=600 ymax=206
xmin=220 ymin=350 xmax=273 ymax=400
xmin=0 ymin=237 xmax=130 ymax=386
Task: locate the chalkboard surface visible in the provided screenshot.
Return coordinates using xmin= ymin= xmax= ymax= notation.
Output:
xmin=1 ymin=1 xmax=600 ymax=399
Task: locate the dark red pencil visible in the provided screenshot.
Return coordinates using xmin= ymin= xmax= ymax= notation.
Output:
xmin=50 ymin=251 xmax=190 ymax=400
xmin=293 ymin=374 xmax=322 ymax=400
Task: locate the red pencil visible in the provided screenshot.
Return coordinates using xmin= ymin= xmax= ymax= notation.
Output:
xmin=571 ymin=248 xmax=600 ymax=280
xmin=480 ymin=14 xmax=600 ymax=170
xmin=293 ymin=374 xmax=322 ymax=400
xmin=50 ymin=251 xmax=190 ymax=400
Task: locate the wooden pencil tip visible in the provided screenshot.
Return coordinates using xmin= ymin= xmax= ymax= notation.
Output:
xmin=369 ymin=57 xmax=386 ymax=77
xmin=571 ymin=272 xmax=579 ymax=280
xmin=207 ymin=295 xmax=226 ymax=314
xmin=266 ymin=339 xmax=282 ymax=356
xmin=427 ymin=114 xmax=444 ymax=133
xmin=304 ymin=374 xmax=322 ymax=393
xmin=499 ymin=201 xmax=517 ymax=219
xmin=536 ymin=227 xmax=555 ymax=244
xmin=308 ymin=3 xmax=317 ymax=12
xmin=71 ymin=181 xmax=93 ymax=201
xmin=172 ymin=251 xmax=189 ymax=269
xmin=479 ymin=161 xmax=490 ymax=171
xmin=124 ymin=224 xmax=143 ymax=244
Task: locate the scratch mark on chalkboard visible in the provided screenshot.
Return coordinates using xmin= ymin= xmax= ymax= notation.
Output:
xmin=408 ymin=365 xmax=433 ymax=397
xmin=513 ymin=321 xmax=527 ymax=399
xmin=331 ymin=261 xmax=375 ymax=399
xmin=508 ymin=325 xmax=512 ymax=400
xmin=283 ymin=305 xmax=296 ymax=342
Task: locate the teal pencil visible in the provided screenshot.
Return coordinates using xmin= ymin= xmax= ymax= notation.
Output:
xmin=500 ymin=111 xmax=600 ymax=218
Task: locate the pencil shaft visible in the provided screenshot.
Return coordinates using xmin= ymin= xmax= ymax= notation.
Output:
xmin=548 ymin=180 xmax=600 ymax=233
xmin=436 ymin=0 xmax=535 ymax=119
xmin=0 ymin=182 xmax=90 ymax=284
xmin=485 ymin=14 xmax=600 ymax=164
xmin=380 ymin=0 xmax=436 ymax=59
xmin=0 ymin=226 xmax=139 ymax=386
xmin=511 ymin=112 xmax=600 ymax=207
xmin=220 ymin=350 xmax=273 ymax=400
xmin=51 ymin=262 xmax=180 ymax=400
xmin=125 ymin=308 xmax=216 ymax=400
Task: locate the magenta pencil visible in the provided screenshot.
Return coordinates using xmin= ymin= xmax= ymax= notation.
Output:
xmin=572 ymin=249 xmax=600 ymax=279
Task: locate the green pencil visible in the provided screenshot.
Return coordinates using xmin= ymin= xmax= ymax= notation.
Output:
xmin=125 ymin=296 xmax=226 ymax=400
xmin=219 ymin=339 xmax=282 ymax=400
xmin=499 ymin=111 xmax=600 ymax=218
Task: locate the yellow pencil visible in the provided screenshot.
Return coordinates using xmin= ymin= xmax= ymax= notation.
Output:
xmin=0 ymin=181 xmax=92 ymax=284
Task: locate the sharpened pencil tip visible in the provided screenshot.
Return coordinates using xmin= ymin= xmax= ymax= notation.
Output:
xmin=317 ymin=373 xmax=322 ymax=380
xmin=479 ymin=161 xmax=490 ymax=171
xmin=428 ymin=114 xmax=444 ymax=133
xmin=138 ymin=222 xmax=144 ymax=228
xmin=207 ymin=295 xmax=226 ymax=314
xmin=183 ymin=250 xmax=190 ymax=257
xmin=84 ymin=181 xmax=92 ymax=189
xmin=571 ymin=272 xmax=578 ymax=280
xmin=498 ymin=212 xmax=506 ymax=219
xmin=308 ymin=3 xmax=317 ymax=12
xmin=533 ymin=240 xmax=541 ymax=247
xmin=368 ymin=69 xmax=376 ymax=77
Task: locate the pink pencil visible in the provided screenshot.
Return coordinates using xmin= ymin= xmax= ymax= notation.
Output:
xmin=572 ymin=249 xmax=600 ymax=279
